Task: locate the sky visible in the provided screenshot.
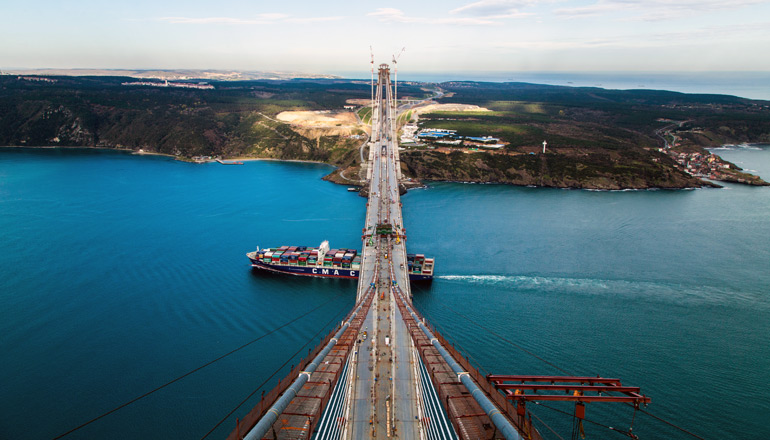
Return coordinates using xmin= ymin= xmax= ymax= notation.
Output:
xmin=2 ymin=0 xmax=770 ymax=75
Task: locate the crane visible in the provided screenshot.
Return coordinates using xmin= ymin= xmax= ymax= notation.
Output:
xmin=392 ymin=47 xmax=405 ymax=113
xmin=370 ymin=46 xmax=375 ymax=111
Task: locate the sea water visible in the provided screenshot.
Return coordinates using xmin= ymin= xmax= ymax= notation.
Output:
xmin=335 ymin=71 xmax=770 ymax=100
xmin=1 ymin=146 xmax=769 ymax=439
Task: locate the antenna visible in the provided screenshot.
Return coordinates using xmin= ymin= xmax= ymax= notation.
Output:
xmin=392 ymin=47 xmax=405 ymax=112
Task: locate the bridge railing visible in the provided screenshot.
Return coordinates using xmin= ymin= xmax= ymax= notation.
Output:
xmin=226 ymin=328 xmax=337 ymax=440
xmin=425 ymin=321 xmax=540 ymax=440
xmin=228 ymin=287 xmax=375 ymax=440
xmin=392 ymin=282 xmax=539 ymax=440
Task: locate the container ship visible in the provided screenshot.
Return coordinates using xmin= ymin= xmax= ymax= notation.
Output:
xmin=247 ymin=241 xmax=434 ymax=281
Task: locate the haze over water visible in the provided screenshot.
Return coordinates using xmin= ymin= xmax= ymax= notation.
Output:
xmin=1 ymin=146 xmax=769 ymax=439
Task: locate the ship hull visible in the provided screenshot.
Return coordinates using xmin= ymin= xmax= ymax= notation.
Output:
xmin=249 ymin=258 xmax=432 ymax=281
xmin=249 ymin=258 xmax=359 ymax=279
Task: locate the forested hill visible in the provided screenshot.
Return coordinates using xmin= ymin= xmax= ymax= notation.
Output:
xmin=2 ymin=75 xmax=768 ymax=188
xmin=393 ymin=81 xmax=769 ymax=188
xmin=436 ymin=81 xmax=770 ymax=148
xmin=0 ymin=75 xmax=425 ymax=163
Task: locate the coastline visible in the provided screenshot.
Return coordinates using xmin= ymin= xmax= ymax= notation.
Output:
xmin=4 ymin=145 xmax=766 ymax=191
xmin=0 ymin=145 xmax=179 ymax=160
xmin=225 ymin=156 xmax=333 ymax=165
xmin=0 ymin=146 xmax=332 ymax=166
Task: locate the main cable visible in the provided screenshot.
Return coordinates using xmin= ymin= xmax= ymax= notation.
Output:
xmin=53 ymin=292 xmax=346 ymax=439
xmin=418 ymin=296 xmax=710 ymax=439
xmin=199 ymin=304 xmax=350 ymax=440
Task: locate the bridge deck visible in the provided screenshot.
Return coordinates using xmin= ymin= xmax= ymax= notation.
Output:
xmin=344 ymin=62 xmax=422 ymax=440
xmin=230 ymin=64 xmax=531 ymax=440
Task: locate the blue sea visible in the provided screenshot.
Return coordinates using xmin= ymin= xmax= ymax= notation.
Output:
xmin=335 ymin=71 xmax=770 ymax=101
xmin=1 ymin=146 xmax=769 ymax=439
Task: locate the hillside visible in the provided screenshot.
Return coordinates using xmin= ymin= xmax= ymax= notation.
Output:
xmin=401 ymin=81 xmax=770 ymax=187
xmin=1 ymin=75 xmax=768 ymax=189
xmin=399 ymin=149 xmax=708 ymax=190
xmin=0 ymin=75 xmax=420 ymax=166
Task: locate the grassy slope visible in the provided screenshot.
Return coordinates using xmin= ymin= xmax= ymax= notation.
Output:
xmin=2 ymin=77 xmax=767 ymax=188
xmin=0 ymin=76 xmax=425 ymax=166
xmin=399 ymin=82 xmax=770 ymax=188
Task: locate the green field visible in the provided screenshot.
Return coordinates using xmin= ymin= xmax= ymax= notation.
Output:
xmin=357 ymin=106 xmax=372 ymax=124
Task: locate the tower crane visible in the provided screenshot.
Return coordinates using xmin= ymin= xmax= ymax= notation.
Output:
xmin=370 ymin=46 xmax=375 ymax=111
xmin=392 ymin=47 xmax=405 ymax=113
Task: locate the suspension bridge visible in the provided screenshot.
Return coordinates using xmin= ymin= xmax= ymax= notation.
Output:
xmin=225 ymin=63 xmax=651 ymax=440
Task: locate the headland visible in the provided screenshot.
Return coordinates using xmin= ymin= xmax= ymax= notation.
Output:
xmin=1 ymin=75 xmax=767 ymax=189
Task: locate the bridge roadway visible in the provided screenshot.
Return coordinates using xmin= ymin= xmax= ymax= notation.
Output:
xmin=229 ymin=64 xmax=532 ymax=440
xmin=346 ymin=63 xmax=418 ymax=440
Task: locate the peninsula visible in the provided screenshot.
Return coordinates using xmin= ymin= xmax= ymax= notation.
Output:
xmin=1 ymin=74 xmax=767 ymax=189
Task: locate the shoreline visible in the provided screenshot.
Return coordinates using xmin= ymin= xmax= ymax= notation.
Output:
xmin=0 ymin=145 xmax=180 ymax=160
xmin=0 ymin=146 xmax=332 ymax=166
xmin=415 ymin=177 xmax=714 ymax=191
xmin=4 ymin=145 xmax=767 ymax=191
xmin=224 ymin=156 xmax=333 ymax=166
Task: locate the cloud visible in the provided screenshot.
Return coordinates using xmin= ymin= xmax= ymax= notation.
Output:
xmin=156 ymin=13 xmax=342 ymax=25
xmin=450 ymin=0 xmax=538 ymax=16
xmin=491 ymin=21 xmax=770 ymax=50
xmin=367 ymin=7 xmax=524 ymax=24
xmin=555 ymin=0 xmax=768 ymax=20
xmin=285 ymin=16 xmax=345 ymax=24
xmin=368 ymin=8 xmax=413 ymax=22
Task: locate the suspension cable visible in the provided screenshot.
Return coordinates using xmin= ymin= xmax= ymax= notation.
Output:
xmin=629 ymin=404 xmax=706 ymax=440
xmin=529 ymin=410 xmax=566 ymax=440
xmin=53 ymin=293 xmax=347 ymax=439
xmin=533 ymin=402 xmax=635 ymax=438
xmin=429 ymin=318 xmax=492 ymax=376
xmin=416 ymin=294 xmax=709 ymax=440
xmin=414 ymin=297 xmax=573 ymax=375
xmin=199 ymin=305 xmax=349 ymax=440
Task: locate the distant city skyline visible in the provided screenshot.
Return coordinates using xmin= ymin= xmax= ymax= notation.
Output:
xmin=3 ymin=0 xmax=770 ymax=74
